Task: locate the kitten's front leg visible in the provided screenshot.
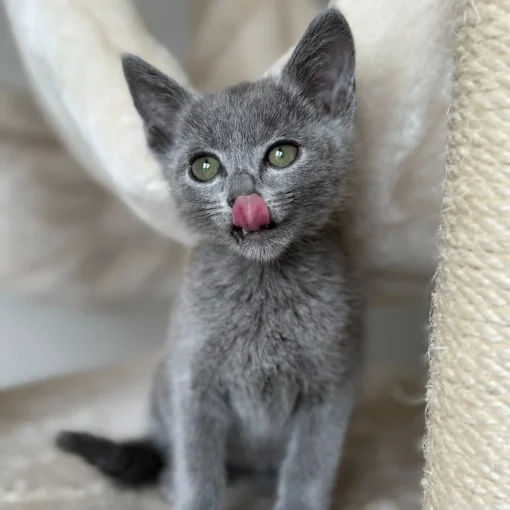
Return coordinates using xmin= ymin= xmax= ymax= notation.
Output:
xmin=274 ymin=384 xmax=355 ymax=510
xmin=172 ymin=380 xmax=229 ymax=510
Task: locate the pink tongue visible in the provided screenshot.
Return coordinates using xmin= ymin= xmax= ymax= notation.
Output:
xmin=232 ymin=194 xmax=270 ymax=232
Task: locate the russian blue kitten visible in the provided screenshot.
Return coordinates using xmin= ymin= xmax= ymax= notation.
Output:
xmin=57 ymin=8 xmax=364 ymax=510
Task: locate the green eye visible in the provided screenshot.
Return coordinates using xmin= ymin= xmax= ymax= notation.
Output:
xmin=191 ymin=155 xmax=220 ymax=182
xmin=267 ymin=143 xmax=298 ymax=168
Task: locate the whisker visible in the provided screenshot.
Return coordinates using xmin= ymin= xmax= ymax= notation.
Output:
xmin=198 ymin=203 xmax=226 ymax=210
xmin=267 ymin=197 xmax=294 ymax=203
xmin=267 ymin=192 xmax=295 ymax=202
xmin=266 ymin=199 xmax=294 ymax=207
xmin=193 ymin=206 xmax=228 ymax=214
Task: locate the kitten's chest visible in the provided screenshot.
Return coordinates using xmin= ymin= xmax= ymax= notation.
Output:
xmin=214 ymin=272 xmax=326 ymax=381
xmin=228 ymin=374 xmax=297 ymax=442
xmin=184 ymin=240 xmax=349 ymax=386
xmin=225 ymin=330 xmax=303 ymax=441
xmin=193 ymin=245 xmax=342 ymax=336
xmin=203 ymin=262 xmax=341 ymax=392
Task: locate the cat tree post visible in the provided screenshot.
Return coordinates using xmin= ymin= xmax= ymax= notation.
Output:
xmin=423 ymin=0 xmax=510 ymax=508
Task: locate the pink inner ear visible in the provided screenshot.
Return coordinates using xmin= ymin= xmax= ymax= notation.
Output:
xmin=232 ymin=194 xmax=270 ymax=232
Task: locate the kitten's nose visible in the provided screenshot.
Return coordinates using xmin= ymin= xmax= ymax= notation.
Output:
xmin=227 ymin=172 xmax=256 ymax=207
xmin=232 ymin=194 xmax=270 ymax=232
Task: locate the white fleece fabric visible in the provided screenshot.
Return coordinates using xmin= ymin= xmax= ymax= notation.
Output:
xmin=1 ymin=0 xmax=452 ymax=304
xmin=0 ymin=88 xmax=187 ymax=303
xmin=0 ymin=355 xmax=425 ymax=509
xmin=334 ymin=0 xmax=452 ymax=300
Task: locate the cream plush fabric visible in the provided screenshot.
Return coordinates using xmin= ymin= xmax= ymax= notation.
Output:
xmin=0 ymin=355 xmax=424 ymax=509
xmin=0 ymin=87 xmax=186 ymax=303
xmin=0 ymin=1 xmax=450 ymax=506
xmin=3 ymin=0 xmax=190 ymax=243
xmin=1 ymin=0 xmax=452 ymax=304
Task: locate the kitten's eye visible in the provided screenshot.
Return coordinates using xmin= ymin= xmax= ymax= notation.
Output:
xmin=267 ymin=144 xmax=298 ymax=168
xmin=190 ymin=155 xmax=220 ymax=182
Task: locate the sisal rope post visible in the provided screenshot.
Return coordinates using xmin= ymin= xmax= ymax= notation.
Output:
xmin=423 ymin=0 xmax=510 ymax=508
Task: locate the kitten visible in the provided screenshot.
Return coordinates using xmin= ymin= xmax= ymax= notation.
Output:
xmin=57 ymin=8 xmax=363 ymax=510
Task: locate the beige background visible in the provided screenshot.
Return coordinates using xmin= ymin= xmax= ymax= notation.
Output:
xmin=0 ymin=0 xmax=428 ymax=388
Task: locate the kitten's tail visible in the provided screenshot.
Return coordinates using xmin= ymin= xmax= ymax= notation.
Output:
xmin=56 ymin=431 xmax=165 ymax=487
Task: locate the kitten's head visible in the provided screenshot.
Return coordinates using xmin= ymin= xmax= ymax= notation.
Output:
xmin=123 ymin=8 xmax=355 ymax=262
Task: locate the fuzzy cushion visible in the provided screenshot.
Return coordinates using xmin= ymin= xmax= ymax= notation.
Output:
xmin=0 ymin=88 xmax=186 ymax=304
xmin=0 ymin=355 xmax=424 ymax=509
xmin=3 ymin=0 xmax=452 ymax=305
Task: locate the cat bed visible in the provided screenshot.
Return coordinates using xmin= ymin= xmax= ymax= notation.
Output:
xmin=0 ymin=355 xmax=424 ymax=510
xmin=3 ymin=0 xmax=509 ymax=508
xmin=2 ymin=0 xmax=451 ymax=304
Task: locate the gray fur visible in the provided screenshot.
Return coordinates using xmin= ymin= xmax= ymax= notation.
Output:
xmin=134 ymin=8 xmax=362 ymax=510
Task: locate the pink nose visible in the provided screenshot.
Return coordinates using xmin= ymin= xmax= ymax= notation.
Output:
xmin=232 ymin=194 xmax=270 ymax=232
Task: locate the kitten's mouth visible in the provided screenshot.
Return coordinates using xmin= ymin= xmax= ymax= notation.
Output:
xmin=231 ymin=193 xmax=276 ymax=243
xmin=231 ymin=221 xmax=277 ymax=242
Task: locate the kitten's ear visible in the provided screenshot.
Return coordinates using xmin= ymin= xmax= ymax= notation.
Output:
xmin=122 ymin=53 xmax=192 ymax=152
xmin=282 ymin=8 xmax=355 ymax=117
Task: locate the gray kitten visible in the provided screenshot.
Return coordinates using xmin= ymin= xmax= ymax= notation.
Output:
xmin=57 ymin=8 xmax=364 ymax=510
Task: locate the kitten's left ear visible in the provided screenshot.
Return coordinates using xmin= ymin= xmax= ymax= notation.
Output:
xmin=282 ymin=8 xmax=355 ymax=117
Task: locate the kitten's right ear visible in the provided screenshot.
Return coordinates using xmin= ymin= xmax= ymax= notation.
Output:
xmin=122 ymin=53 xmax=192 ymax=152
